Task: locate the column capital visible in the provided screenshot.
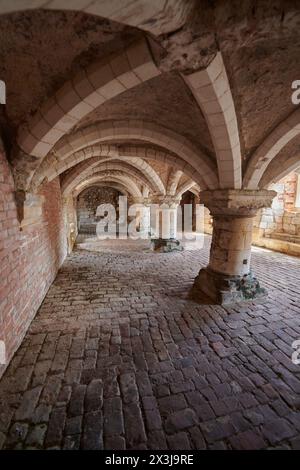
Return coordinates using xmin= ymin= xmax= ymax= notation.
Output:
xmin=150 ymin=195 xmax=181 ymax=207
xmin=200 ymin=189 xmax=276 ymax=217
xmin=130 ymin=197 xmax=151 ymax=205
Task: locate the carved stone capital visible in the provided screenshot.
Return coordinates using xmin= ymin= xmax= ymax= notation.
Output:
xmin=150 ymin=195 xmax=181 ymax=207
xmin=200 ymin=189 xmax=277 ymax=217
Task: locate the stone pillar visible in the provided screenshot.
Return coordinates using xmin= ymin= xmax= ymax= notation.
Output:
xmin=193 ymin=189 xmax=276 ymax=304
xmin=150 ymin=197 xmax=183 ymax=252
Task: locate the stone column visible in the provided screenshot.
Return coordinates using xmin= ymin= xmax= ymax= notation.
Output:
xmin=150 ymin=196 xmax=183 ymax=252
xmin=193 ymin=189 xmax=276 ymax=304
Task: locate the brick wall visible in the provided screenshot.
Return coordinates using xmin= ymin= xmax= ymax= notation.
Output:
xmin=0 ymin=146 xmax=67 ymax=378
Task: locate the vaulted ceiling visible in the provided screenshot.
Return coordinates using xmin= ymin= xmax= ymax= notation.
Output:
xmin=0 ymin=0 xmax=299 ymax=199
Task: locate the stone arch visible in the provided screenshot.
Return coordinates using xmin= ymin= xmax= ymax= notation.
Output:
xmin=0 ymin=1 xmax=193 ymax=36
xmin=183 ymin=52 xmax=242 ymax=189
xmin=74 ymin=181 xmax=130 ymax=198
xmin=16 ymin=38 xmax=159 ymax=160
xmin=29 ymin=120 xmax=218 ymax=191
xmin=60 ymin=155 xmax=166 ymax=196
xmin=259 ymin=153 xmax=300 ymax=189
xmin=73 ymin=174 xmax=143 ymax=199
xmin=32 ymin=143 xmax=197 ymax=191
xmin=167 ymin=169 xmax=183 ymax=196
xmin=62 ymin=162 xmax=157 ymax=196
xmin=244 ymin=108 xmax=300 ymax=189
xmin=176 ymin=180 xmax=200 ymax=198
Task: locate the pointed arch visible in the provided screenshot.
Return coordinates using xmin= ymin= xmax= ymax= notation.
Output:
xmin=29 ymin=120 xmax=218 ymax=191
xmin=62 ymin=161 xmax=157 ymax=196
xmin=183 ymin=52 xmax=242 ymax=189
xmin=72 ymin=174 xmax=142 ymax=199
xmin=244 ymin=108 xmax=300 ymax=189
xmin=16 ymin=39 xmax=159 ymax=160
xmin=61 ymin=155 xmax=165 ymax=196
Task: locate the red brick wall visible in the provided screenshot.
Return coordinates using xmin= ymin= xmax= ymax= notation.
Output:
xmin=0 ymin=147 xmax=67 ymax=378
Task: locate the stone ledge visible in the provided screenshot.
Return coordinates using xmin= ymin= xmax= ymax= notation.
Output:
xmin=253 ymin=237 xmax=300 ymax=258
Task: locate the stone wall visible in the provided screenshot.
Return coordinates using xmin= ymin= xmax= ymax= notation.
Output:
xmin=77 ymin=186 xmax=121 ymax=234
xmin=253 ymin=171 xmax=300 ymax=256
xmin=0 ymin=146 xmax=67 ymax=378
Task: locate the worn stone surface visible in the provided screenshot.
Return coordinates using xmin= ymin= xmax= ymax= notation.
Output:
xmin=0 ymin=237 xmax=300 ymax=449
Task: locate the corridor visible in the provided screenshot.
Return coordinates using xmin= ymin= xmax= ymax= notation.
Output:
xmin=0 ymin=238 xmax=300 ymax=450
xmin=1 ymin=0 xmax=300 ymax=455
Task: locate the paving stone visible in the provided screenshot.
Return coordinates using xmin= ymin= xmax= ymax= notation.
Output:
xmin=68 ymin=384 xmax=86 ymax=417
xmin=165 ymin=408 xmax=198 ymax=433
xmin=15 ymin=386 xmax=42 ymax=421
xmin=189 ymin=426 xmax=207 ymax=449
xmin=105 ymin=435 xmax=126 ymax=450
xmin=261 ymin=418 xmax=296 ymax=445
xmin=0 ymin=431 xmax=5 ymax=450
xmin=65 ymin=416 xmax=82 ymax=435
xmin=167 ymin=432 xmax=191 ymax=450
xmin=85 ymin=379 xmax=103 ymax=412
xmin=0 ymin=241 xmax=300 ymax=449
xmin=200 ymin=417 xmax=235 ymax=443
xmin=6 ymin=423 xmax=29 ymax=448
xmin=103 ymin=397 xmax=124 ymax=437
xmin=147 ymin=430 xmax=168 ymax=450
xmin=290 ymin=436 xmax=300 ymax=450
xmin=145 ymin=407 xmax=163 ymax=432
xmin=82 ymin=411 xmax=103 ymax=450
xmin=120 ymin=372 xmax=139 ymax=403
xmin=158 ymin=394 xmax=187 ymax=417
xmin=136 ymin=371 xmax=153 ymax=397
xmin=229 ymin=430 xmax=267 ymax=450
xmin=25 ymin=424 xmax=47 ymax=447
xmin=123 ymin=403 xmax=147 ymax=448
xmin=40 ymin=375 xmax=62 ymax=405
xmin=33 ymin=404 xmax=51 ymax=424
xmin=45 ymin=407 xmax=66 ymax=448
xmin=63 ymin=434 xmax=81 ymax=450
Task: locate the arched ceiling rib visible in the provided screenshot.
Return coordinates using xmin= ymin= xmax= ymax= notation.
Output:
xmin=71 ymin=173 xmax=142 ymax=199
xmin=2 ymin=3 xmax=300 ymax=196
xmin=28 ymin=120 xmax=218 ymax=191
xmin=61 ymin=156 xmax=166 ymax=196
xmin=16 ymin=38 xmax=160 ymax=159
xmin=244 ymin=108 xmax=300 ymax=189
xmin=74 ymin=181 xmax=130 ymax=199
xmin=0 ymin=1 xmax=194 ymax=36
xmin=62 ymin=161 xmax=156 ymax=196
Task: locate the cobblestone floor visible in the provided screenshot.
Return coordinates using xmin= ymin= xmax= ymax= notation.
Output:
xmin=1 ymin=236 xmax=300 ymax=450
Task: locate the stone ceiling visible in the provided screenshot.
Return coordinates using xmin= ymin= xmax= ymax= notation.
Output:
xmin=1 ymin=1 xmax=300 ymax=190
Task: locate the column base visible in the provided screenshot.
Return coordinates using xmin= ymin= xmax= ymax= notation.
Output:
xmin=192 ymin=267 xmax=267 ymax=305
xmin=150 ymin=238 xmax=183 ymax=253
